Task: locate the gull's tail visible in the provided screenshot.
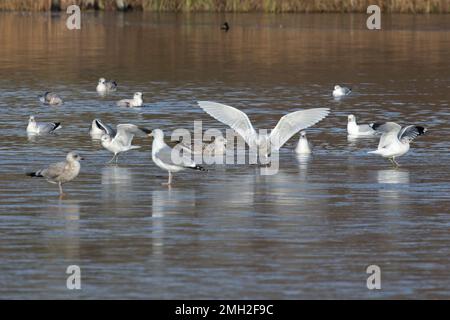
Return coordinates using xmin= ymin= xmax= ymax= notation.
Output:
xmin=189 ymin=165 xmax=208 ymax=172
xmin=26 ymin=170 xmax=43 ymax=178
xmin=368 ymin=150 xmax=382 ymax=155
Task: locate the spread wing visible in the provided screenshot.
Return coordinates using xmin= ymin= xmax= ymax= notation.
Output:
xmin=113 ymin=124 xmax=150 ymax=147
xmin=398 ymin=125 xmax=426 ymax=143
xmin=95 ymin=119 xmax=116 ymax=136
xmin=270 ymin=108 xmax=330 ymax=150
xmin=371 ymin=122 xmax=402 ymax=149
xmin=197 ymin=101 xmax=256 ymax=146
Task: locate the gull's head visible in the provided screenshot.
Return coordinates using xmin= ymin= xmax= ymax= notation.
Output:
xmin=99 ymin=78 xmax=106 ymax=84
xmin=348 ymin=114 xmax=355 ymax=123
xmin=334 ymin=85 xmax=341 ymax=90
xmin=29 ymin=115 xmax=35 ymax=123
xmin=150 ymin=129 xmax=164 ymax=140
xmin=134 ymin=92 xmax=143 ymax=100
xmin=67 ymin=152 xmax=84 ymax=162
xmin=300 ymin=131 xmax=307 ymax=139
xmin=101 ymin=134 xmax=112 ymax=143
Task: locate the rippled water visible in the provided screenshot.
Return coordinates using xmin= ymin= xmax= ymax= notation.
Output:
xmin=0 ymin=12 xmax=449 ymax=299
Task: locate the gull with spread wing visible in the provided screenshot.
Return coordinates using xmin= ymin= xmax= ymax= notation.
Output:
xmin=197 ymin=101 xmax=329 ymax=159
xmin=368 ymin=122 xmax=426 ymax=166
xmin=101 ymin=124 xmax=151 ymax=163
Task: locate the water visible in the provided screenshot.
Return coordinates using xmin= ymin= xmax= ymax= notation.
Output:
xmin=0 ymin=12 xmax=449 ymax=299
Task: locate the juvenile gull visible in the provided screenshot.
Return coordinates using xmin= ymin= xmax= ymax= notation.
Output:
xmin=27 ymin=151 xmax=83 ymax=195
xmin=117 ymin=92 xmax=143 ymax=107
xmin=197 ymin=101 xmax=329 ymax=158
xmin=27 ymin=116 xmax=61 ymax=134
xmin=368 ymin=122 xmax=426 ymax=166
xmin=295 ymin=131 xmax=312 ymax=155
xmin=347 ymin=114 xmax=377 ymax=136
xmin=39 ymin=92 xmax=63 ymax=105
xmin=89 ymin=119 xmax=116 ymax=139
xmin=96 ymin=78 xmax=117 ymax=94
xmin=332 ymin=85 xmax=352 ymax=98
xmin=101 ymin=124 xmax=151 ymax=163
xmin=179 ymin=136 xmax=227 ymax=157
xmin=151 ymin=129 xmax=207 ymax=186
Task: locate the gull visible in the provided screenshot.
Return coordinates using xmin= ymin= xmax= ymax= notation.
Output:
xmin=96 ymin=78 xmax=117 ymax=94
xmin=179 ymin=136 xmax=227 ymax=157
xmin=368 ymin=122 xmax=426 ymax=166
xmin=39 ymin=92 xmax=63 ymax=105
xmin=197 ymin=101 xmax=329 ymax=158
xmin=89 ymin=119 xmax=116 ymax=139
xmin=347 ymin=114 xmax=377 ymax=136
xmin=150 ymin=129 xmax=207 ymax=185
xmin=100 ymin=124 xmax=151 ymax=163
xmin=117 ymin=92 xmax=143 ymax=107
xmin=332 ymin=85 xmax=351 ymax=98
xmin=27 ymin=116 xmax=61 ymax=134
xmin=26 ymin=151 xmax=83 ymax=195
xmin=295 ymin=131 xmax=312 ymax=155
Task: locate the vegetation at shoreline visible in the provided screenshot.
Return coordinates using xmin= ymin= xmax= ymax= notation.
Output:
xmin=0 ymin=0 xmax=448 ymax=13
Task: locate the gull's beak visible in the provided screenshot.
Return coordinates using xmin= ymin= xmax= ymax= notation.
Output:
xmin=80 ymin=157 xmax=85 ymax=160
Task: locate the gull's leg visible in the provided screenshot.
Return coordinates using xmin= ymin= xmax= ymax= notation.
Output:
xmin=115 ymin=153 xmax=119 ymax=164
xmin=107 ymin=154 xmax=116 ymax=164
xmin=162 ymin=172 xmax=172 ymax=186
xmin=392 ymin=157 xmax=400 ymax=167
xmin=58 ymin=182 xmax=66 ymax=198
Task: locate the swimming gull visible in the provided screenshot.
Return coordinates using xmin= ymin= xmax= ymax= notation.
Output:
xmin=96 ymin=78 xmax=117 ymax=94
xmin=368 ymin=122 xmax=426 ymax=166
xmin=39 ymin=92 xmax=63 ymax=105
xmin=332 ymin=85 xmax=352 ymax=98
xmin=26 ymin=151 xmax=83 ymax=195
xmin=150 ymin=129 xmax=207 ymax=186
xmin=101 ymin=124 xmax=151 ymax=163
xmin=27 ymin=116 xmax=61 ymax=134
xmin=347 ymin=114 xmax=377 ymax=136
xmin=90 ymin=119 xmax=116 ymax=139
xmin=295 ymin=131 xmax=312 ymax=155
xmin=197 ymin=101 xmax=329 ymax=158
xmin=117 ymin=92 xmax=143 ymax=107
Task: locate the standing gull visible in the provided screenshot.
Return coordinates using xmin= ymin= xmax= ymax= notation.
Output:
xmin=150 ymin=129 xmax=207 ymax=186
xmin=347 ymin=114 xmax=377 ymax=136
xmin=96 ymin=78 xmax=117 ymax=94
xmin=197 ymin=101 xmax=329 ymax=158
xmin=90 ymin=119 xmax=116 ymax=139
xmin=368 ymin=122 xmax=426 ymax=166
xmin=27 ymin=116 xmax=61 ymax=134
xmin=117 ymin=92 xmax=143 ymax=107
xmin=27 ymin=151 xmax=83 ymax=195
xmin=295 ymin=131 xmax=312 ymax=155
xmin=39 ymin=92 xmax=63 ymax=105
xmin=332 ymin=85 xmax=352 ymax=98
xmin=101 ymin=124 xmax=151 ymax=163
